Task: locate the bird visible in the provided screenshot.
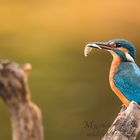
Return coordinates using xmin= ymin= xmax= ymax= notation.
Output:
xmin=85 ymin=39 xmax=140 ymax=107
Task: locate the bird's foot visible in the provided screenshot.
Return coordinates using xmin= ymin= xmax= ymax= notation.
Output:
xmin=117 ymin=104 xmax=127 ymax=118
xmin=120 ymin=104 xmax=127 ymax=111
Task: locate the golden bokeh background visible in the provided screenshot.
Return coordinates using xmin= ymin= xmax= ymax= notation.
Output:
xmin=0 ymin=0 xmax=140 ymax=140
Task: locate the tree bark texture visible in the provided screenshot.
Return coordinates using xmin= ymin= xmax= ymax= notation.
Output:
xmin=0 ymin=60 xmax=44 ymax=140
xmin=102 ymin=101 xmax=140 ymax=140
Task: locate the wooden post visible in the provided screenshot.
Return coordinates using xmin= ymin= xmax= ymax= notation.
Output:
xmin=0 ymin=60 xmax=44 ymax=140
xmin=102 ymin=101 xmax=140 ymax=140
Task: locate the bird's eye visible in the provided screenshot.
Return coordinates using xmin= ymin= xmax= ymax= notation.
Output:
xmin=116 ymin=44 xmax=121 ymax=47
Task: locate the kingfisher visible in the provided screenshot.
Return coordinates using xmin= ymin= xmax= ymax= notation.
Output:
xmin=85 ymin=39 xmax=140 ymax=107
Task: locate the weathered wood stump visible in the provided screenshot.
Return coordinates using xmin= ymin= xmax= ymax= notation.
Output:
xmin=0 ymin=60 xmax=44 ymax=140
xmin=102 ymin=102 xmax=140 ymax=140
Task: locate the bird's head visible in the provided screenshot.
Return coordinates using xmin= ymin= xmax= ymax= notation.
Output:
xmin=85 ymin=39 xmax=136 ymax=62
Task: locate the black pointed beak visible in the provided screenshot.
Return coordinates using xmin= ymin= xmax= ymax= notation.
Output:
xmin=86 ymin=42 xmax=114 ymax=50
xmin=84 ymin=41 xmax=116 ymax=56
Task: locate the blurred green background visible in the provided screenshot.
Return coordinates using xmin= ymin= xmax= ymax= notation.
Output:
xmin=0 ymin=0 xmax=140 ymax=140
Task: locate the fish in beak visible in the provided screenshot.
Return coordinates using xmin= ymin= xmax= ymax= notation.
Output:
xmin=84 ymin=42 xmax=115 ymax=56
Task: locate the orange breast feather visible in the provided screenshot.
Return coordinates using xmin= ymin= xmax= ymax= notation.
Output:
xmin=109 ymin=57 xmax=130 ymax=106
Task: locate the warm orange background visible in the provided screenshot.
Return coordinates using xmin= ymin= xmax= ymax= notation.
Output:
xmin=0 ymin=0 xmax=140 ymax=140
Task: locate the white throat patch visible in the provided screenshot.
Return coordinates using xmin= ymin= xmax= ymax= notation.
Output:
xmin=108 ymin=50 xmax=135 ymax=62
xmin=125 ymin=53 xmax=135 ymax=62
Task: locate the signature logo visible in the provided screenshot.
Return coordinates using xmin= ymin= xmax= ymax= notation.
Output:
xmin=83 ymin=120 xmax=110 ymax=137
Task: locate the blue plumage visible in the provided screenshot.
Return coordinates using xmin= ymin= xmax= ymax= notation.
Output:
xmin=114 ymin=62 xmax=140 ymax=103
xmin=86 ymin=39 xmax=140 ymax=106
xmin=111 ymin=39 xmax=136 ymax=59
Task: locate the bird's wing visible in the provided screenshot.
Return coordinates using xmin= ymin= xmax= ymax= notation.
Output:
xmin=114 ymin=62 xmax=140 ymax=103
